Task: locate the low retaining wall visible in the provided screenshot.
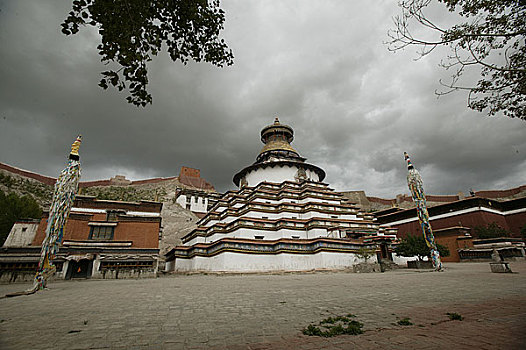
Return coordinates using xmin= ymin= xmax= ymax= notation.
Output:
xmin=174 ymin=251 xmax=377 ymax=272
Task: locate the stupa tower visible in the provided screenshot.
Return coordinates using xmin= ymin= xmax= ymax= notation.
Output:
xmin=233 ymin=118 xmax=325 ymax=188
xmin=165 ymin=119 xmax=396 ymax=273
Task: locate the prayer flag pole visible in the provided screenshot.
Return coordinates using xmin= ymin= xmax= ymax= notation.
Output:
xmin=32 ymin=136 xmax=82 ymax=291
xmin=404 ymin=152 xmax=442 ymax=271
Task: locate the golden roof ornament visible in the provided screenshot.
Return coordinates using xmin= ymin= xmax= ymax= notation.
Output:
xmin=258 ymin=118 xmax=298 ymax=157
xmin=69 ymin=135 xmax=82 ymax=160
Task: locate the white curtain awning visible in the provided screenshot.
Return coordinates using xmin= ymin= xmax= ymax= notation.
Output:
xmin=65 ymin=253 xmax=94 ymax=261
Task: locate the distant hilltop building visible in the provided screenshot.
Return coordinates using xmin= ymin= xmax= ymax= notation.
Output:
xmin=174 ymin=167 xmax=221 ymax=218
xmin=165 ymin=118 xmax=397 ymax=273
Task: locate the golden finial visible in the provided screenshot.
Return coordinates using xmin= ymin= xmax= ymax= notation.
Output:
xmin=274 ymin=117 xmax=280 ymax=124
xmin=70 ymin=135 xmax=82 ymax=157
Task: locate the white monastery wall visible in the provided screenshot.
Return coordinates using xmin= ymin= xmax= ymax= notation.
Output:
xmin=244 ymin=166 xmax=320 ymax=187
xmin=204 ymin=207 xmax=357 ymax=226
xmin=174 ymin=251 xmax=375 ymax=272
xmin=185 ymin=227 xmax=334 ymax=245
xmin=175 ymin=194 xmax=208 ymax=213
xmin=392 ymin=254 xmax=426 ymax=265
xmin=253 ymin=197 xmax=341 ymax=206
xmin=3 ymin=222 xmax=39 ymax=247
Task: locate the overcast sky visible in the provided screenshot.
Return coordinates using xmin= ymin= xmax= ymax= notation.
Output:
xmin=0 ymin=1 xmax=524 ymax=197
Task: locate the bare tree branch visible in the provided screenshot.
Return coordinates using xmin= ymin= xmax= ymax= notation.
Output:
xmin=387 ymin=0 xmax=526 ymax=120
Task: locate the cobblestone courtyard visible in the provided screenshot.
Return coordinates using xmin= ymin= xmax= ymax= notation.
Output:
xmin=1 ymin=261 xmax=525 ymax=349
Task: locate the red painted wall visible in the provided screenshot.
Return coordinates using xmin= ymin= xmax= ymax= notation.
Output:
xmin=392 ymin=210 xmax=523 ymax=239
xmin=32 ymin=214 xmax=160 ymax=248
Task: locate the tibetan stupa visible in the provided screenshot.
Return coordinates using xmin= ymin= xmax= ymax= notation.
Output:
xmin=165 ymin=118 xmax=395 ymax=272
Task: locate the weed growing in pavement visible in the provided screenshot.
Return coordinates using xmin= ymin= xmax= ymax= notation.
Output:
xmin=447 ymin=312 xmax=464 ymax=321
xmin=302 ymin=314 xmax=364 ymax=337
xmin=397 ymin=318 xmax=413 ymax=326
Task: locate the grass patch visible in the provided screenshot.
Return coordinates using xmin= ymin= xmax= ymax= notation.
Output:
xmin=447 ymin=312 xmax=464 ymax=321
xmin=397 ymin=318 xmax=413 ymax=326
xmin=302 ymin=314 xmax=364 ymax=337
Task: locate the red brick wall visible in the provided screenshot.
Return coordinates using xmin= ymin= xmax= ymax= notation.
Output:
xmin=506 ymin=212 xmax=526 ymax=237
xmin=31 ymin=213 xmax=159 ymax=248
xmin=426 ymin=195 xmax=461 ymax=202
xmin=74 ymin=197 xmax=162 ymax=213
xmin=113 ymin=221 xmax=159 ymax=248
xmin=1 ymin=161 xmax=177 ymax=188
xmin=391 ymin=210 xmax=524 ymax=239
xmin=179 ymin=166 xmax=200 ymax=178
xmin=0 ymin=162 xmax=56 ymax=185
xmin=435 ymin=236 xmax=473 ymax=262
xmin=368 ymin=185 xmax=525 ymax=207
xmin=476 ymin=185 xmax=526 ymax=198
xmin=79 ymin=177 xmax=178 ymax=188
xmin=130 ymin=177 xmax=177 ymax=185
xmin=32 ymin=216 xmax=50 ymax=246
xmin=368 ymin=197 xmax=395 ymax=205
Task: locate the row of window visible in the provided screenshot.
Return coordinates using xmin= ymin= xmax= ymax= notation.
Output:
xmin=186 ymin=196 xmax=206 ymax=204
xmin=0 ymin=262 xmax=63 ymax=272
xmin=253 ymin=235 xmax=301 ymax=240
xmin=99 ymin=261 xmax=154 ymax=269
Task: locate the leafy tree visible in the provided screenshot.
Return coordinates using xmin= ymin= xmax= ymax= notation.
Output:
xmin=61 ymin=0 xmax=234 ymax=107
xmin=387 ymin=1 xmax=526 ymax=120
xmin=474 ymin=222 xmax=510 ymax=239
xmin=395 ymin=234 xmax=450 ymax=261
xmin=356 ymin=247 xmax=376 ymax=262
xmin=0 ymin=191 xmax=42 ymax=246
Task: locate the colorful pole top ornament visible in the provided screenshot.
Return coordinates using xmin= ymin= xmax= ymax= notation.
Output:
xmin=70 ymin=135 xmax=82 ymax=159
xmin=404 ymin=152 xmax=443 ymax=271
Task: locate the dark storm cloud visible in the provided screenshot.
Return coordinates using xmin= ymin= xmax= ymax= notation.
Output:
xmin=0 ymin=0 xmax=524 ymax=197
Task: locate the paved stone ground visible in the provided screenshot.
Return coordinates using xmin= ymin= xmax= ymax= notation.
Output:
xmin=1 ymin=261 xmax=525 ymax=350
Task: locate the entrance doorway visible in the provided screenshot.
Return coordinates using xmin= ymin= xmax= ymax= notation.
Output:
xmin=65 ymin=259 xmax=93 ymax=279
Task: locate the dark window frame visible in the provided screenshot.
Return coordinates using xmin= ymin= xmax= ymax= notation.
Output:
xmin=106 ymin=211 xmax=118 ymax=222
xmin=89 ymin=226 xmax=115 ymax=240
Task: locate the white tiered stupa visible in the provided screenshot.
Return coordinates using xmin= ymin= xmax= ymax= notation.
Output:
xmin=166 ymin=118 xmax=395 ymax=272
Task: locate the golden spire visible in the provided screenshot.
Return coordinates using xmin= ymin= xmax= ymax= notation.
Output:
xmin=258 ymin=118 xmax=298 ymax=157
xmin=69 ymin=135 xmax=82 ymax=159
